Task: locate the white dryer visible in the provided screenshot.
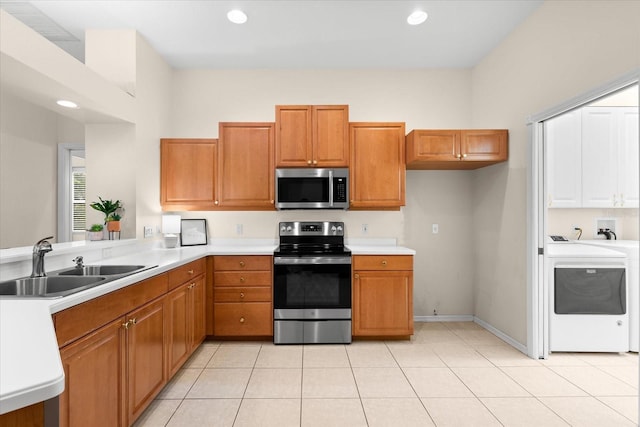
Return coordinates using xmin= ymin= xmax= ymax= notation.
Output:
xmin=547 ymin=242 xmax=628 ymax=352
xmin=581 ymin=240 xmax=639 ymax=351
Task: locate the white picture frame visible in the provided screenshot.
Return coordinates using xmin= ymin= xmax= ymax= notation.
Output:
xmin=180 ymin=219 xmax=208 ymax=246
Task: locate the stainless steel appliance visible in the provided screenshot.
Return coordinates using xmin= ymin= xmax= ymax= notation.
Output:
xmin=275 ymin=168 xmax=349 ymax=210
xmin=273 ymin=221 xmax=352 ymax=344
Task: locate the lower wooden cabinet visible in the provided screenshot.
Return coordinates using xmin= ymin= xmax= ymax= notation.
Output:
xmin=213 ymin=255 xmax=273 ymax=337
xmin=59 ymin=317 xmax=125 ymax=427
xmin=352 ymin=255 xmax=414 ymax=337
xmin=126 ymin=298 xmax=166 ymax=423
xmin=166 ymin=274 xmax=206 ymax=377
xmin=54 ymin=260 xmax=207 ymax=427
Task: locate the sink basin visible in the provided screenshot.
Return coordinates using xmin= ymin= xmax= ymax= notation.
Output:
xmin=0 ymin=276 xmax=107 ymax=298
xmin=57 ymin=265 xmax=147 ymax=276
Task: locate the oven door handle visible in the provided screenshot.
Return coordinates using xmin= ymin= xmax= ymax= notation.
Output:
xmin=274 ymin=256 xmax=352 ymax=265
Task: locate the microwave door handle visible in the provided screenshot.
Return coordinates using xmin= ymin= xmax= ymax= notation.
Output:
xmin=328 ymin=169 xmax=334 ymax=208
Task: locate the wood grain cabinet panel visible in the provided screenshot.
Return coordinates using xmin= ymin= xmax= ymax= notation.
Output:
xmin=218 ymin=122 xmax=275 ymax=209
xmin=406 ymin=129 xmax=508 ymax=170
xmin=276 ymin=105 xmax=349 ymax=167
xmin=59 ymin=318 xmax=126 ymax=427
xmin=349 ymin=122 xmax=406 ymax=209
xmin=213 ymin=255 xmax=273 ymax=337
xmin=352 ymin=255 xmax=414 ymax=338
xmin=160 ymin=138 xmax=218 ymax=210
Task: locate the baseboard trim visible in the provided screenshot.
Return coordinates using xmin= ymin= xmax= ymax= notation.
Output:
xmin=473 ymin=316 xmax=528 ymax=354
xmin=414 ymin=315 xmax=528 ymax=355
xmin=414 ymin=315 xmax=474 ymax=322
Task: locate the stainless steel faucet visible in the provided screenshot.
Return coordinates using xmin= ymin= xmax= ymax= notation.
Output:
xmin=31 ymin=236 xmax=53 ymax=278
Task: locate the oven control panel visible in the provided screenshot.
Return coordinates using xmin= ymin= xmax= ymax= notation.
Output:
xmin=279 ymin=221 xmax=344 ymax=236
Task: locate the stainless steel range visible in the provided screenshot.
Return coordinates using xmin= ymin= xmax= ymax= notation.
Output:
xmin=273 ymin=221 xmax=352 ymax=344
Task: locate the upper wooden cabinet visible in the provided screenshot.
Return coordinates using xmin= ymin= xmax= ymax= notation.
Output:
xmin=161 ymin=124 xmax=275 ymax=211
xmin=406 ymin=129 xmax=508 ymax=170
xmin=218 ymin=122 xmax=275 ymax=209
xmin=160 ymin=139 xmax=218 ymax=210
xmin=349 ymin=122 xmax=406 ymax=209
xmin=275 ymin=105 xmax=349 ymax=167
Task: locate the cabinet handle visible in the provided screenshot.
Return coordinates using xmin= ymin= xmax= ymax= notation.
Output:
xmin=240 ymin=276 xmax=246 ymax=283
xmin=239 ymin=261 xmax=245 ymax=267
xmin=215 ymin=200 xmax=219 ymax=205
xmin=270 ymin=200 xmax=274 ymax=204
xmin=130 ymin=318 xmax=137 ymax=326
xmin=188 ymin=269 xmax=194 ymax=275
xmin=354 ymin=273 xmax=359 ymax=279
xmin=381 ymin=260 xmax=388 ymax=266
xmin=307 ymin=160 xmax=312 ymax=165
xmin=462 ymin=153 xmax=467 ymax=158
xmin=239 ymin=317 xmax=245 ymax=323
xmin=313 ymin=160 xmax=318 ymax=164
xmin=240 ymin=292 xmax=245 ymax=298
xmin=189 ymin=283 xmax=195 ymax=289
xmin=455 ymin=154 xmax=462 ymax=159
xmin=122 ymin=320 xmax=131 ymax=330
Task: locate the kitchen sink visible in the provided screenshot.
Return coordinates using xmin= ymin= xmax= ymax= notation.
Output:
xmin=57 ymin=265 xmax=148 ymax=276
xmin=0 ymin=276 xmax=107 ymax=298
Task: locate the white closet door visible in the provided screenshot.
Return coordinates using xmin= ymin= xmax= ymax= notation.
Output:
xmin=546 ymin=110 xmax=582 ymax=208
xmin=618 ymin=107 xmax=639 ymax=208
xmin=581 ymin=107 xmax=618 ymax=207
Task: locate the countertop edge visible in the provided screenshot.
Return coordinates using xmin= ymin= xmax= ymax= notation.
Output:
xmin=0 ymin=242 xmax=415 ymax=414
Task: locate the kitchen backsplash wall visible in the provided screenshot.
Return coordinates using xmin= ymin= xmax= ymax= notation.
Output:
xmin=548 ymin=208 xmax=639 ymax=240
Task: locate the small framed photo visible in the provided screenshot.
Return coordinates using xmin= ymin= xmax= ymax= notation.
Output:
xmin=180 ymin=219 xmax=208 ymax=246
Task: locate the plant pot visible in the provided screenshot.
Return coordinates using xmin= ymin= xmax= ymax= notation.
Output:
xmin=107 ymin=221 xmax=121 ymax=232
xmin=87 ymin=231 xmax=103 ymax=241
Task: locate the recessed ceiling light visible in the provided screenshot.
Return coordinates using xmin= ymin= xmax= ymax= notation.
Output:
xmin=407 ymin=10 xmax=428 ymax=26
xmin=227 ymin=9 xmax=248 ymax=24
xmin=56 ymin=99 xmax=78 ymax=108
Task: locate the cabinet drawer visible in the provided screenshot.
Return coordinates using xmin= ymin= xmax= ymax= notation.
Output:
xmin=214 ymin=255 xmax=272 ymax=271
xmin=213 ymin=302 xmax=272 ymax=336
xmin=214 ymin=271 xmax=271 ymax=287
xmin=352 ymin=255 xmax=413 ymax=271
xmin=168 ymin=259 xmax=205 ymax=289
xmin=214 ymin=287 xmax=271 ymax=302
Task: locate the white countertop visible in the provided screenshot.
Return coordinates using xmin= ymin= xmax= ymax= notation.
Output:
xmin=0 ymin=239 xmax=414 ymax=414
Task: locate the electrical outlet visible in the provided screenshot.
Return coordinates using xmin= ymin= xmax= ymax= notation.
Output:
xmin=102 ymin=247 xmax=112 ymax=259
xmin=361 ymin=224 xmax=368 ymax=234
xmin=144 ymin=226 xmax=153 ymax=238
xmin=432 ymin=224 xmax=439 ymax=234
xmin=236 ymin=224 xmax=243 ymax=235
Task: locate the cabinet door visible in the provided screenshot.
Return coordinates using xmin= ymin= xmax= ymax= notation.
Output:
xmin=191 ymin=276 xmax=207 ymax=347
xmin=127 ymin=298 xmax=166 ymax=423
xmin=160 ymin=139 xmax=218 ymax=210
xmin=582 ymin=107 xmax=619 ymax=207
xmin=350 ymin=122 xmax=406 ymax=209
xmin=546 ymin=110 xmax=582 ymax=208
xmin=166 ymin=284 xmax=190 ymax=377
xmin=218 ymin=123 xmax=275 ymax=209
xmin=406 ymin=130 xmax=460 ymax=163
xmin=275 ymin=106 xmax=313 ymax=167
xmin=313 ymin=105 xmax=349 ymax=167
xmin=59 ymin=318 xmax=126 ymax=427
xmin=353 ymin=270 xmax=413 ymax=336
xmin=460 ymin=130 xmax=508 ymax=162
xmin=618 ymin=107 xmax=639 ymax=207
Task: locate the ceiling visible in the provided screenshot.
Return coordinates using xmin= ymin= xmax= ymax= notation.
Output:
xmin=0 ymin=0 xmax=543 ymax=69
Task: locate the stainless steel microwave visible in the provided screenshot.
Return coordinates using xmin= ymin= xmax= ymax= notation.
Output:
xmin=275 ymin=168 xmax=349 ymax=210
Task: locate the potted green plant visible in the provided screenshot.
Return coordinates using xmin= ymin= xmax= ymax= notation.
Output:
xmin=106 ymin=212 xmax=122 ymax=232
xmin=87 ymin=224 xmax=104 ymax=241
xmin=90 ymin=197 xmax=122 ymax=232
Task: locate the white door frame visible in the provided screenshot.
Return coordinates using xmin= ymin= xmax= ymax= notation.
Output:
xmin=57 ymin=143 xmax=85 ymax=243
xmin=526 ymin=70 xmax=639 ymax=359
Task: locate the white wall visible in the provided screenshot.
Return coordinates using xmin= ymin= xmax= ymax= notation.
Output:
xmin=165 ymin=69 xmax=476 ymax=317
xmin=470 ymin=0 xmax=640 ymax=344
xmin=0 ymin=91 xmax=83 ymax=248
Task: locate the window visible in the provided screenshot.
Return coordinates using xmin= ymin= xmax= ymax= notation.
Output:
xmin=72 ymin=167 xmax=86 ymax=232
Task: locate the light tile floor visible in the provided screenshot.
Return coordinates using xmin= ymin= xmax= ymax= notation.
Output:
xmin=134 ymin=322 xmax=638 ymax=426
